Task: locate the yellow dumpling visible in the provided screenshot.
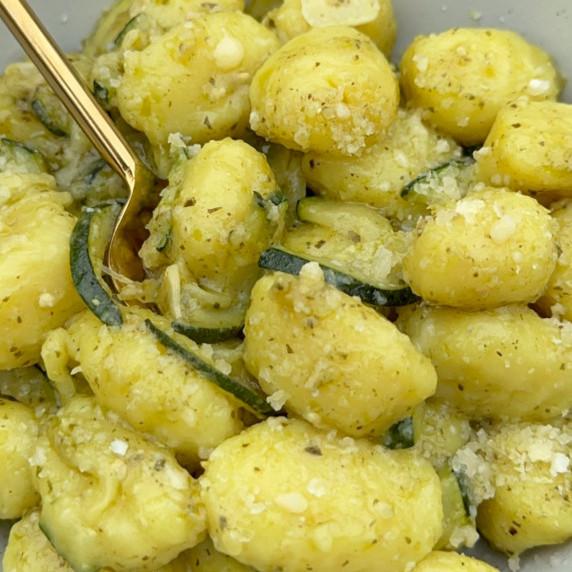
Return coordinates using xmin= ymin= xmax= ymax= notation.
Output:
xmin=0 ymin=173 xmax=84 ymax=369
xmin=140 ymin=138 xmax=287 ymax=323
xmin=475 ymin=98 xmax=572 ymax=200
xmin=116 ymin=11 xmax=279 ymax=166
xmin=262 ymin=0 xmax=396 ymax=57
xmin=403 ymin=304 xmax=572 ymax=421
xmin=201 ymin=416 xmax=443 ymax=572
xmin=43 ymin=308 xmax=245 ymax=468
xmin=249 ymin=25 xmax=399 ymax=156
xmin=403 ymin=187 xmax=557 ymax=308
xmin=244 ymin=265 xmax=437 ymax=438
xmin=32 ymin=395 xmax=206 ymax=572
xmin=0 ymin=398 xmax=39 ymax=519
xmin=455 ymin=421 xmax=572 ymax=557
xmin=400 ymin=28 xmax=561 ymax=145
xmin=536 ymin=200 xmax=572 ymax=320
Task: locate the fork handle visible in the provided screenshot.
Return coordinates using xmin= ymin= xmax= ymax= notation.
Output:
xmin=0 ymin=0 xmax=143 ymax=189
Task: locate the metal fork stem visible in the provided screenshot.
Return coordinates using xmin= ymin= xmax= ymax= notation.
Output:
xmin=0 ymin=0 xmax=143 ymax=189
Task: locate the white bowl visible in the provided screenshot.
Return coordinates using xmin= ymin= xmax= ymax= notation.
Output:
xmin=0 ymin=1 xmax=570 ymax=571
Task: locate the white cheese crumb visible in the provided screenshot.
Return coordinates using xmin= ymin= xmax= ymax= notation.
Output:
xmin=528 ymin=78 xmax=551 ymax=96
xmin=267 ymin=390 xmax=290 ymax=411
xmin=213 ymin=37 xmax=244 ymax=71
xmin=550 ymin=452 xmax=570 ymax=476
xmin=307 ymin=477 xmax=328 ymax=497
xmin=455 ymin=198 xmax=485 ymax=223
xmin=38 ymin=293 xmax=56 ymax=308
xmin=275 ymin=492 xmax=308 ymax=513
xmin=109 ymin=438 xmax=129 ymax=456
xmin=412 ymin=53 xmax=429 ymax=73
xmin=335 ymin=102 xmax=351 ymax=120
xmin=490 ymin=214 xmax=516 ymax=244
xmin=373 ymin=501 xmax=394 ymax=518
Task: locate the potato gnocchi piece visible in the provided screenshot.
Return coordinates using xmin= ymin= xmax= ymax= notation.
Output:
xmin=412 ymin=550 xmax=500 ymax=572
xmin=249 ymin=25 xmax=399 ymax=156
xmin=85 ymin=0 xmax=245 ymax=57
xmin=262 ymin=0 xmax=396 ymax=57
xmin=475 ymin=98 xmax=572 ymax=201
xmin=116 ymin=11 xmax=279 ymax=168
xmin=302 ymin=108 xmax=463 ymax=226
xmin=0 ymin=173 xmax=85 ymax=369
xmin=536 ymin=200 xmax=572 ymax=320
xmin=3 ymin=509 xmax=75 ymax=572
xmin=128 ymin=0 xmax=245 ymax=33
xmin=400 ymin=28 xmax=561 ymax=145
xmin=201 ymin=416 xmax=443 ymax=572
xmin=140 ymin=138 xmax=287 ymax=323
xmin=454 ymin=421 xmax=572 ymax=557
xmin=402 ymin=187 xmax=558 ymax=308
xmin=243 ymin=265 xmax=437 ymax=437
xmin=31 ymin=395 xmax=206 ymax=572
xmin=403 ymin=304 xmax=572 ymax=421
xmin=0 ymin=399 xmax=40 ymax=519
xmin=3 ymin=509 xmax=217 ymax=572
xmin=42 ymin=308 xmax=245 ymax=468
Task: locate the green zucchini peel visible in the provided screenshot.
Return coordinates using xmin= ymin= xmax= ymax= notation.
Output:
xmin=258 ymin=247 xmax=419 ymax=307
xmin=145 ymin=319 xmax=278 ymax=417
xmin=70 ymin=202 xmax=123 ymax=327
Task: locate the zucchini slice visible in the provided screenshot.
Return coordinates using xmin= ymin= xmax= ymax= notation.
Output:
xmin=381 ymin=416 xmax=415 ymax=449
xmin=0 ymin=137 xmax=46 ymax=173
xmin=297 ymin=196 xmax=394 ymax=243
xmin=31 ymin=97 xmax=68 ymax=137
xmin=400 ymin=157 xmax=475 ymax=201
xmin=380 ymin=403 xmax=424 ymax=449
xmin=113 ymin=13 xmax=151 ymax=48
xmin=435 ymin=463 xmax=474 ymax=549
xmin=259 ymin=246 xmax=419 ymax=307
xmin=145 ymin=320 xmax=278 ymax=417
xmin=39 ymin=520 xmax=101 ymax=572
xmin=70 ymin=202 xmax=124 ymax=326
xmin=172 ymin=321 xmax=243 ymax=344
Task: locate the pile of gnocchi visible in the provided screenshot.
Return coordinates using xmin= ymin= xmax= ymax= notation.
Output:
xmin=1 ymin=0 xmax=572 ymax=571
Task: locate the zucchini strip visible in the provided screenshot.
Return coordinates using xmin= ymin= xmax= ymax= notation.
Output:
xmin=258 ymin=246 xmax=419 ymax=307
xmin=31 ymin=99 xmax=67 ymax=137
xmin=172 ymin=321 xmax=243 ymax=344
xmin=145 ymin=319 xmax=278 ymax=417
xmin=400 ymin=157 xmax=474 ymax=198
xmin=381 ymin=416 xmax=415 ymax=449
xmin=70 ymin=203 xmax=123 ymax=326
xmin=436 ymin=463 xmax=474 ymax=549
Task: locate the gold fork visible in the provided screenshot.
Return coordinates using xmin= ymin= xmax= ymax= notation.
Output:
xmin=0 ymin=0 xmax=157 ymax=288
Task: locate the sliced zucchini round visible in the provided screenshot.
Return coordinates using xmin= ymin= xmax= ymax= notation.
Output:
xmin=296 ymin=196 xmax=393 ymax=243
xmin=145 ymin=320 xmax=278 ymax=417
xmin=69 ymin=201 xmax=124 ymax=326
xmin=258 ymin=246 xmax=419 ymax=307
